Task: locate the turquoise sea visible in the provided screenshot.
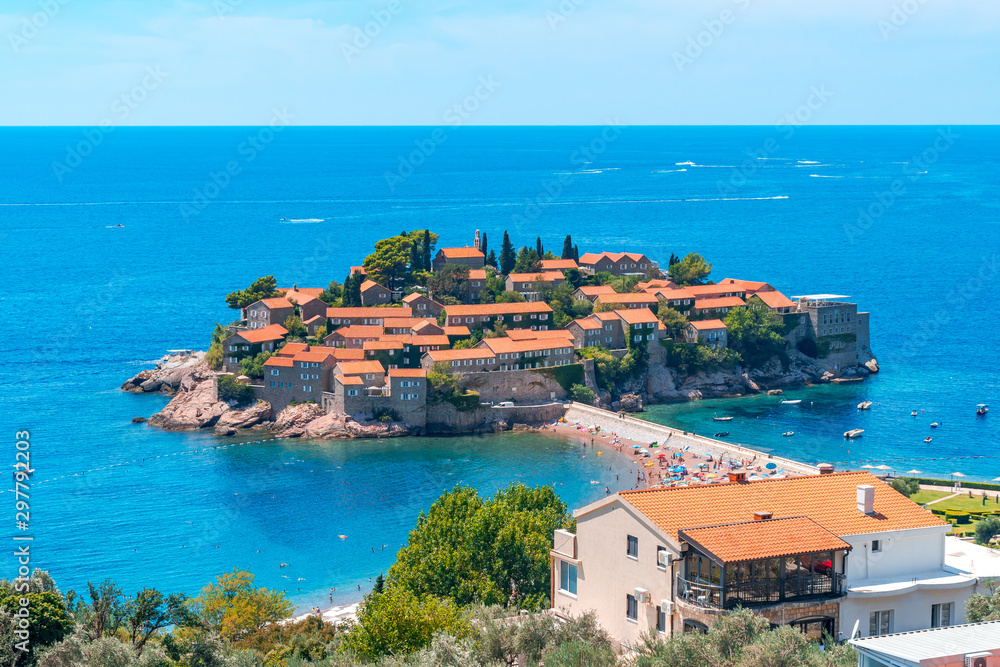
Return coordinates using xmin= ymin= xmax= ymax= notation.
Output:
xmin=1 ymin=126 xmax=997 ymax=610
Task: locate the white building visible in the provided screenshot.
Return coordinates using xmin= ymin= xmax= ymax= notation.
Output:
xmin=849 ymin=619 xmax=1000 ymax=667
xmin=550 ymin=471 xmax=994 ymax=648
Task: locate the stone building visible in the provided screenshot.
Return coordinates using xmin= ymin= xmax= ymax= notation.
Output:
xmin=684 ymin=319 xmax=728 ymax=349
xmin=402 ymin=292 xmax=444 ymax=318
xmin=325 ymin=367 xmax=427 ymax=428
xmin=221 ymin=324 xmax=288 ymax=373
xmin=444 ymin=302 xmax=553 ymax=331
xmin=359 ymin=280 xmax=393 ymax=306
xmin=504 ymin=271 xmax=566 ymax=301
xmin=578 ymin=252 xmax=653 ymax=276
xmin=245 ymin=297 xmax=294 ymax=330
xmin=793 ymin=295 xmax=872 ymax=372
xmin=432 ymin=247 xmax=485 ymax=272
xmin=325 ymin=306 xmax=413 ymax=328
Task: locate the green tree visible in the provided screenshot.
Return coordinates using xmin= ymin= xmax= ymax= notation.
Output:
xmin=364 ymin=235 xmax=414 ymax=289
xmin=190 ymin=570 xmax=293 ymax=644
xmin=667 ymin=253 xmax=712 ymax=286
xmin=579 ymin=347 xmax=623 ymax=393
xmin=975 ymin=516 xmax=1000 ymax=547
xmin=480 ymin=233 xmax=488 ymax=260
xmin=409 ymin=241 xmax=422 ymax=274
xmin=282 ymin=315 xmax=307 ymax=338
xmin=569 ymin=384 xmax=595 ymax=404
xmin=124 ymin=588 xmax=191 ymax=656
xmin=495 ymin=290 xmax=526 ymax=304
xmin=427 ymin=264 xmax=471 ymax=302
xmin=561 ymin=235 xmax=574 ymax=260
xmin=657 ymin=304 xmax=689 ymax=339
xmin=206 ymin=323 xmax=227 ymax=371
xmin=217 ymin=376 xmax=253 ymax=406
xmin=387 ymin=484 xmax=574 ymax=610
xmin=422 ymin=229 xmax=433 ymax=271
xmin=225 ymin=276 xmax=279 ymax=310
xmin=535 ymin=237 xmax=544 ymax=258
xmin=572 ymin=243 xmax=579 ymax=261
xmin=342 ymin=274 xmax=363 ymax=307
xmin=452 ymin=338 xmax=477 ymax=350
xmin=513 ymin=247 xmax=541 ymax=274
xmin=889 ymin=477 xmax=920 ymax=497
xmin=499 ymin=231 xmax=516 ymax=275
xmin=239 ymin=352 xmax=272 ymax=379
xmin=486 ymin=249 xmax=498 ymax=270
xmin=724 ymin=303 xmax=786 ymax=368
xmin=345 ymin=584 xmax=469 ymax=660
xmin=319 ymin=279 xmax=342 ymax=306
xmin=0 ymin=581 xmax=72 ymax=665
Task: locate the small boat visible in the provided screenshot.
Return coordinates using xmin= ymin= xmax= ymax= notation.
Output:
xmin=930 ymin=422 xmax=939 ymax=428
xmin=844 ymin=429 xmax=865 ymax=439
xmin=780 ymin=399 xmax=802 ymax=405
xmin=924 ymin=436 xmax=933 ymax=443
xmin=977 ymin=404 xmax=989 ymax=416
xmin=714 ymin=432 xmax=729 ymax=438
xmin=712 ymin=416 xmax=733 ymax=422
xmin=782 ymin=431 xmax=794 ymax=437
xmin=911 ymin=410 xmax=918 ymax=416
xmin=858 ymin=401 xmax=873 ymax=410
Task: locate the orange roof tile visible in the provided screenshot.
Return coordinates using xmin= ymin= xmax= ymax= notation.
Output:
xmin=336 ymin=375 xmax=364 ymax=386
xmin=651 ymin=286 xmax=696 ymax=301
xmin=694 ymin=296 xmax=746 ymax=309
xmin=444 ymin=302 xmax=553 ymax=317
xmin=439 ymin=247 xmax=485 ymax=259
xmin=360 ymin=280 xmax=390 ymax=293
xmin=505 ymin=328 xmax=576 ymax=341
xmin=235 ymin=324 xmax=288 ymax=343
xmin=468 ymin=269 xmax=488 ymax=280
xmin=615 ymin=472 xmax=946 ymax=539
xmin=506 ymin=271 xmax=566 ymax=283
xmin=282 ymin=290 xmax=322 ymax=306
xmin=678 ymin=516 xmax=852 ymax=563
xmin=637 ymin=279 xmax=675 ymax=291
xmin=615 ymin=308 xmax=658 ymax=325
xmin=575 ymin=285 xmax=617 ymax=296
xmin=293 ymin=350 xmax=336 ymax=363
xmin=277 ymin=342 xmax=310 ymax=356
xmin=326 ymin=307 xmax=411 ymax=319
xmin=326 ymin=325 xmax=383 ymax=339
xmin=425 ymin=348 xmax=496 ymax=362
xmin=363 ymin=340 xmax=404 ymax=351
xmin=540 ymin=259 xmax=578 ymax=270
xmin=595 ymin=293 xmax=658 ymax=305
xmin=279 ymin=286 xmax=325 ymax=298
xmin=264 ymin=357 xmax=294 ymax=367
xmin=382 ymin=318 xmax=434 ymax=329
xmin=753 ymin=290 xmax=796 ymax=310
xmin=689 ymin=319 xmax=727 ymax=330
xmin=402 ymin=292 xmax=439 ymax=305
xmin=329 ymin=348 xmax=365 ymax=361
xmin=719 ymin=278 xmax=773 ymax=293
xmin=570 ymin=317 xmax=602 ymax=330
xmin=479 ymin=337 xmax=574 ymax=355
xmin=390 ymin=368 xmax=427 ymax=378
xmin=260 ymin=297 xmax=293 ymax=309
xmin=687 ymin=284 xmax=746 ymax=297
xmin=592 ymin=311 xmax=622 ymax=322
xmin=443 ymin=326 xmax=472 ymax=337
xmin=335 ymin=361 xmax=385 ymax=376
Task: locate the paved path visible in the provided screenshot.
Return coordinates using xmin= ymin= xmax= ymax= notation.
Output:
xmin=923 ymin=492 xmax=961 ymax=506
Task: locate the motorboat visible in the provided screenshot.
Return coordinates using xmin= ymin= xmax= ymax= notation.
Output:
xmin=780 ymin=399 xmax=802 ymax=405
xmin=844 ymin=429 xmax=865 ymax=439
xmin=930 ymin=422 xmax=939 ymax=428
xmin=978 ymin=404 xmax=989 ymax=416
xmin=911 ymin=410 xmax=918 ymax=416
xmin=858 ymin=401 xmax=873 ymax=410
xmin=924 ymin=436 xmax=933 ymax=443
xmin=782 ymin=431 xmax=794 ymax=437
xmin=712 ymin=416 xmax=733 ymax=422
xmin=714 ymin=432 xmax=729 ymax=437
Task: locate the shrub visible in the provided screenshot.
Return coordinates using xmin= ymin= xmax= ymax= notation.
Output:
xmin=569 ymin=384 xmax=595 ymax=404
xmin=537 ymin=363 xmax=585 ymax=391
xmin=217 ymin=376 xmax=253 ymax=407
xmin=890 ymin=477 xmax=920 ymax=497
xmin=975 ymin=516 xmax=1000 ymax=545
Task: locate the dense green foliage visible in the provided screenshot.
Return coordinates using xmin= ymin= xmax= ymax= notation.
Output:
xmin=499 ymin=231 xmax=515 ymax=275
xmin=578 ymin=346 xmax=624 ymax=393
xmin=283 ymin=315 xmax=308 ymax=338
xmin=238 ymin=352 xmax=272 ymax=379
xmin=363 ymin=236 xmax=413 ymax=289
xmin=319 ymin=280 xmax=343 ymax=306
xmin=0 ymin=572 xmax=73 ymax=665
xmin=535 ymin=363 xmax=584 ymax=391
xmin=656 ymin=305 xmax=688 ymax=339
xmin=426 ymin=264 xmax=470 ymax=302
xmin=387 ymin=484 xmax=574 ymax=610
xmin=967 ymin=582 xmax=1000 ymax=622
xmin=723 ymin=303 xmax=787 ymax=368
xmin=667 ymin=342 xmax=739 ymax=374
xmin=205 ymin=323 xmax=227 ymax=371
xmin=217 ymin=375 xmax=254 ymax=406
xmin=975 ymin=516 xmax=1000 ymax=546
xmin=569 ymin=383 xmax=595 ymax=404
xmin=889 ymin=477 xmax=920 ymax=497
xmin=191 ymin=570 xmax=294 ymax=643
xmin=513 ymin=247 xmax=542 ymax=274
xmin=426 ymin=363 xmax=480 ymax=411
xmin=666 ymin=253 xmax=712 ymax=286
xmin=225 ymin=276 xmax=279 ymax=310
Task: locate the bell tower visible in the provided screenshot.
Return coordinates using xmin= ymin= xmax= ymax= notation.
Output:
xmin=474 ymin=229 xmax=481 ymax=251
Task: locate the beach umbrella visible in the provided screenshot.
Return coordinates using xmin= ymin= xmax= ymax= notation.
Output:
xmin=991 ymin=477 xmax=1000 ymax=482
xmin=952 ymin=472 xmax=966 ymax=477
xmin=860 ymin=464 xmax=874 ymax=469
xmin=639 ymin=448 xmax=649 ymax=454
xmin=632 ymin=444 xmax=641 ymax=449
xmin=765 ymin=462 xmax=777 ymax=470
xmin=906 ymin=469 xmax=922 ymax=475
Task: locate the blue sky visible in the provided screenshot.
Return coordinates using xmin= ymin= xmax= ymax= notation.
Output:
xmin=1 ymin=0 xmax=998 ymax=125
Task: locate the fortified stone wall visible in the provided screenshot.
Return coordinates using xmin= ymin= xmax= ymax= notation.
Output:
xmin=455 ymin=367 xmax=571 ymax=403
xmin=426 ymin=401 xmax=566 ymax=434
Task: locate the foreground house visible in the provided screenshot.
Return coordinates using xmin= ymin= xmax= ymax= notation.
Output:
xmin=222 ymin=324 xmax=288 ymax=373
xmin=551 ymin=472 xmax=982 ymax=647
xmin=402 ymin=292 xmax=444 ymax=318
xmin=504 ymin=271 xmax=566 ymax=301
xmin=432 ymin=247 xmax=485 ymax=271
xmin=245 ymin=297 xmax=294 ymax=330
xmin=684 ymin=319 xmax=728 ymax=349
xmin=359 ymin=280 xmax=393 ymax=306
xmin=848 ymin=620 xmax=1000 ymax=666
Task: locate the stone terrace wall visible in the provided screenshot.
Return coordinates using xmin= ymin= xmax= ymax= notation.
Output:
xmin=455 ymin=368 xmax=569 ymax=404
xmin=563 ymin=402 xmax=818 ymax=477
xmin=426 ymin=401 xmax=566 ymax=434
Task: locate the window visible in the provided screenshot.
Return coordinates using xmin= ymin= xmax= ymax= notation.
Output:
xmin=683 ymin=620 xmax=708 ymax=634
xmin=559 ymin=561 xmax=577 ymax=595
xmin=229 ymin=357 xmax=237 ymax=363
xmin=655 ymin=605 xmax=667 ymax=633
xmin=626 ymin=594 xmax=638 ymax=621
xmin=871 ymin=540 xmax=881 ymax=553
xmin=270 ymin=381 xmax=275 ymax=387
xmin=303 ymin=385 xmax=312 ymax=392
xmin=931 ymin=602 xmax=953 ymax=628
xmin=347 ymin=389 xmax=358 ymax=396
xmin=627 ymin=535 xmax=638 ymax=559
xmin=513 ymin=315 xmax=522 ymax=322
xmin=870 ymin=610 xmax=893 ymax=637
xmin=270 ymin=369 xmax=279 ymax=376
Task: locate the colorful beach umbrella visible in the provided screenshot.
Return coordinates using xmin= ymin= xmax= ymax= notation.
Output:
xmin=765 ymin=462 xmax=777 ymax=470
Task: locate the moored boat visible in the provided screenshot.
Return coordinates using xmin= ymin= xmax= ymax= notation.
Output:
xmin=844 ymin=429 xmax=865 ymax=439
xmin=780 ymin=399 xmax=802 ymax=405
xmin=930 ymin=422 xmax=939 ymax=428
xmin=782 ymin=431 xmax=794 ymax=437
xmin=712 ymin=416 xmax=733 ymax=422
xmin=978 ymin=403 xmax=989 ymax=416
xmin=714 ymin=432 xmax=729 ymax=437
xmin=858 ymin=401 xmax=872 ymax=410
xmin=924 ymin=436 xmax=933 ymax=443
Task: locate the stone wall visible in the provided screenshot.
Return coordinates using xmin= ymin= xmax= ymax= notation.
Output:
xmin=426 ymin=401 xmax=566 ymax=434
xmin=563 ymin=402 xmax=818 ymax=476
xmin=454 ymin=367 xmax=570 ymax=404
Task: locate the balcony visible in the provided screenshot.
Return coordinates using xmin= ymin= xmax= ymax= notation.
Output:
xmin=676 ymin=572 xmax=844 ymax=610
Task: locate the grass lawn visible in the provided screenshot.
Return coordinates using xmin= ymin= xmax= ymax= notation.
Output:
xmin=909 ymin=489 xmax=1000 ymax=537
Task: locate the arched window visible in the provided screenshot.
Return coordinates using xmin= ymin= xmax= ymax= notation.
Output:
xmin=683 ymin=620 xmax=708 ymax=634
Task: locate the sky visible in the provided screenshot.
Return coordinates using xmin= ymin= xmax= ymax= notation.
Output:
xmin=1 ymin=0 xmax=998 ymax=126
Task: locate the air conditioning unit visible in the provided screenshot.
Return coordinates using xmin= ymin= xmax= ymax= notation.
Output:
xmin=966 ymin=652 xmax=996 ymax=667
xmin=657 ymin=550 xmax=673 ymax=567
xmin=634 ymin=587 xmax=651 ymax=604
xmin=660 ymin=600 xmax=674 ymax=615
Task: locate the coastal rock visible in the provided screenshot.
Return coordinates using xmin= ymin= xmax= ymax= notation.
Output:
xmin=619 ymin=394 xmax=643 ymax=412
xmin=216 ymin=400 xmax=273 ymax=429
xmin=345 ymin=420 xmax=411 ymax=438
xmin=865 ymin=359 xmax=879 ymax=373
xmin=148 ymin=378 xmax=228 ymax=430
xmin=121 ymin=352 xmax=207 ymax=394
xmin=214 ymin=426 xmax=236 ymax=436
xmin=131 ymin=417 xmax=147 ymax=423
xmin=301 ymin=413 xmax=349 ymax=439
xmin=767 ymin=389 xmax=784 ymax=396
xmin=271 ymin=403 xmax=326 ymax=437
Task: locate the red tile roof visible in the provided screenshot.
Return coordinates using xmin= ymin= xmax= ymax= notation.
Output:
xmin=335 ymin=361 xmax=386 ymax=376
xmin=236 ymin=324 xmax=288 ymax=343
xmin=383 ymin=318 xmax=435 ymax=329
xmin=615 ymin=308 xmax=659 ymax=325
xmin=579 ymin=251 xmax=649 ymax=265
xmin=390 ymin=368 xmax=427 ymax=378
xmin=277 ymin=342 xmax=310 ymax=356
xmin=637 ymin=279 xmax=675 ymax=291
xmin=402 ymin=292 xmax=440 ymax=305
xmin=679 ymin=516 xmax=852 ymax=563
xmin=282 ymin=290 xmax=322 ymax=306
xmin=595 ymin=293 xmax=658 ymax=305
xmin=505 ymin=328 xmax=576 ymax=341
xmin=439 ymin=247 xmax=485 ymax=259
xmin=616 ymin=472 xmax=946 ymax=539
xmin=570 ymin=317 xmax=602 ymax=330
xmin=687 ymin=284 xmax=746 ymax=297
xmin=753 ymin=290 xmax=796 ymax=310
xmin=293 ymin=350 xmax=336 ymax=363
xmin=468 ymin=269 xmax=488 ymax=280
xmin=445 ymin=302 xmax=553 ymax=317
xmin=575 ymin=285 xmax=617 ymax=296
xmin=329 ymin=348 xmax=365 ymax=361
xmin=326 ymin=307 xmax=411 ymax=319
xmin=326 ymin=325 xmax=383 ymax=339
xmin=363 ymin=340 xmax=404 ymax=350
xmin=264 ymin=357 xmax=294 ymax=367
xmin=425 ymin=348 xmax=496 ymax=362
xmin=479 ymin=337 xmax=574 ymax=355
xmin=443 ymin=326 xmax=472 ymax=337
xmin=279 ymin=286 xmax=325 ymax=298
xmin=260 ymin=297 xmax=293 ymax=309
xmin=719 ymin=278 xmax=773 ymax=293
xmin=540 ymin=259 xmax=578 ymax=270
xmin=694 ymin=297 xmax=746 ymax=309
xmin=336 ymin=375 xmax=364 ymax=386
xmin=360 ymin=280 xmax=390 ymax=293
xmin=689 ymin=319 xmax=727 ymax=330
xmin=507 ymin=271 xmax=566 ymax=283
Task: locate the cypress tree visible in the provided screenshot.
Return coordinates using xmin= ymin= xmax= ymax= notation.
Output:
xmin=536 ymin=236 xmax=544 ymax=258
xmin=486 ymin=249 xmax=498 ymax=269
xmin=561 ymin=235 xmax=573 ymax=259
xmin=481 ymin=233 xmax=488 ymax=259
xmin=409 ymin=240 xmax=421 ymax=274
xmin=500 ymin=231 xmax=516 ymax=275
xmin=343 ymin=274 xmax=352 ymax=305
xmin=573 ymin=244 xmax=580 ymax=262
xmin=351 ymin=274 xmax=363 ymax=305
xmin=422 ymin=229 xmax=432 ymax=271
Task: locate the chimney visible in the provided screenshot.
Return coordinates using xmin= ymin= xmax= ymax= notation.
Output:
xmin=292 ymin=284 xmax=297 ymax=290
xmin=857 ymin=485 xmax=875 ymax=515
xmin=753 ymin=511 xmax=773 ymax=521
xmin=727 ymin=470 xmax=747 ymax=483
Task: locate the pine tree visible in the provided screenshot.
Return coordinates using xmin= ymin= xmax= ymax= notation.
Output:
xmin=536 ymin=236 xmax=544 ymax=258
xmin=668 ymin=252 xmax=679 ymax=267
xmin=480 ymin=233 xmax=488 ymax=259
xmin=486 ymin=249 xmax=498 ymax=269
xmin=500 ymin=231 xmax=516 ymax=275
xmin=422 ymin=229 xmax=432 ymax=271
xmin=561 ymin=235 xmax=573 ymax=259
